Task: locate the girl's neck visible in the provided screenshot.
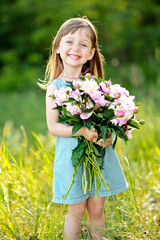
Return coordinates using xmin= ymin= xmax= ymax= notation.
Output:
xmin=59 ymin=71 xmax=82 ymax=81
xmin=59 ymin=75 xmax=79 ymax=80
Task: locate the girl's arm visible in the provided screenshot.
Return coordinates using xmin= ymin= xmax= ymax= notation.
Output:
xmin=46 ymin=84 xmax=98 ymax=141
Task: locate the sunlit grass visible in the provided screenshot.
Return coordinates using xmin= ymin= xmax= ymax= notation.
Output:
xmin=0 ymin=104 xmax=159 ymax=239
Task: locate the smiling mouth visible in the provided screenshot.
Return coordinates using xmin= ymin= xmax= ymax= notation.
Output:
xmin=68 ymin=54 xmax=81 ymax=60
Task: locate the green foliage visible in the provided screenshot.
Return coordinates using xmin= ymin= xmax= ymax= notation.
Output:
xmin=72 ymin=139 xmax=86 ymax=167
xmin=0 ymin=0 xmax=160 ymax=92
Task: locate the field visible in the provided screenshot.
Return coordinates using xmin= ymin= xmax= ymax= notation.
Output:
xmin=0 ymin=60 xmax=160 ymax=239
xmin=0 ymin=94 xmax=160 ymax=239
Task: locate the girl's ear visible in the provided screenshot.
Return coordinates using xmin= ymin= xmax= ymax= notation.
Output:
xmin=56 ymin=48 xmax=60 ymax=54
xmin=88 ymin=48 xmax=95 ymax=60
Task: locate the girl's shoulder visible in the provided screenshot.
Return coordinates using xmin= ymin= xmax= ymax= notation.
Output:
xmin=48 ymin=78 xmax=67 ymax=90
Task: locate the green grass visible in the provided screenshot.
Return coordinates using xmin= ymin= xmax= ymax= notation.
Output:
xmin=0 ymin=59 xmax=160 ymax=239
xmin=0 ymin=90 xmax=47 ymax=143
xmin=0 ymin=103 xmax=159 ymax=239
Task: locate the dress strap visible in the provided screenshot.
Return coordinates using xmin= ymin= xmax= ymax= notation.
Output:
xmin=49 ymin=78 xmax=67 ymax=90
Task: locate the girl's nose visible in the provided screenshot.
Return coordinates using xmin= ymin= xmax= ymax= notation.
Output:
xmin=72 ymin=44 xmax=79 ymax=52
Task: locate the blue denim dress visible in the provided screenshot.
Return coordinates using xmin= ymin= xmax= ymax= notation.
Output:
xmin=50 ymin=78 xmax=128 ymax=204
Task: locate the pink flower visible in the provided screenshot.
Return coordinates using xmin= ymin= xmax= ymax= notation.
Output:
xmin=134 ymin=108 xmax=138 ymax=113
xmin=70 ymin=89 xmax=82 ymax=101
xmin=54 ymin=87 xmax=71 ymax=105
xmin=66 ymin=103 xmax=81 ymax=116
xmin=80 ymin=112 xmax=93 ymax=119
xmin=85 ymin=73 xmax=92 ymax=79
xmin=111 ymin=118 xmax=128 ymax=126
xmin=106 ymin=80 xmax=112 ymax=86
xmin=90 ymin=92 xmax=108 ymax=107
xmin=95 ymin=103 xmax=101 ymax=109
xmin=109 ymin=84 xmax=129 ymax=98
xmin=86 ymin=73 xmax=91 ymax=76
xmin=73 ymin=79 xmax=83 ymax=89
xmin=86 ymin=101 xmax=94 ymax=109
xmin=99 ymin=82 xmax=110 ymax=94
xmin=114 ymin=92 xmax=121 ymax=99
xmin=126 ymin=129 xmax=132 ymax=139
xmin=109 ymin=94 xmax=136 ymax=124
xmin=117 ymin=111 xmax=125 ymax=117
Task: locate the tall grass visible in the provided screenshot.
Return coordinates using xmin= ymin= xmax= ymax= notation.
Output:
xmin=0 ymin=103 xmax=159 ymax=239
xmin=0 ymin=90 xmax=47 ymax=142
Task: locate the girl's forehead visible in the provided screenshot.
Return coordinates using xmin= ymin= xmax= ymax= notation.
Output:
xmin=62 ymin=28 xmax=92 ymax=40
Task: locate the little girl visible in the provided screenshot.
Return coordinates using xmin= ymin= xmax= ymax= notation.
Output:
xmin=45 ymin=17 xmax=128 ymax=240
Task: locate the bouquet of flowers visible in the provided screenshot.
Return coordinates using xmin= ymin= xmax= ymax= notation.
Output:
xmin=51 ymin=73 xmax=144 ymax=199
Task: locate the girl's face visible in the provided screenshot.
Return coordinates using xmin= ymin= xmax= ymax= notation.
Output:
xmin=56 ymin=29 xmax=95 ymax=72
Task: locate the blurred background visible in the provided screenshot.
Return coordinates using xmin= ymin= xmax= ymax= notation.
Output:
xmin=0 ymin=1 xmax=160 ymax=238
xmin=0 ymin=0 xmax=160 ymax=140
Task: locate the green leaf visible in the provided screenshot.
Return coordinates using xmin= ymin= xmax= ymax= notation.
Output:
xmin=103 ymin=109 xmax=114 ymax=118
xmin=66 ymin=80 xmax=74 ymax=88
xmin=97 ymin=76 xmax=103 ymax=83
xmin=127 ymin=119 xmax=140 ymax=129
xmin=79 ymin=77 xmax=85 ymax=81
xmin=61 ymin=106 xmax=72 ymax=117
xmin=111 ymin=129 xmax=118 ymax=148
xmin=84 ymin=108 xmax=94 ymax=113
xmin=111 ymin=124 xmax=128 ymax=142
xmin=57 ymin=115 xmax=71 ymax=123
xmin=92 ymin=144 xmax=101 ymax=157
xmin=69 ymin=114 xmax=81 ymax=122
xmin=72 ymin=122 xmax=83 ymax=135
xmin=52 ymin=105 xmax=62 ymax=110
xmin=84 ymin=119 xmax=92 ymax=129
xmin=72 ymin=140 xmax=87 ymax=167
xmin=63 ymin=98 xmax=75 ymax=103
xmin=101 ymin=125 xmax=109 ymax=145
xmin=97 ymin=113 xmax=103 ymax=118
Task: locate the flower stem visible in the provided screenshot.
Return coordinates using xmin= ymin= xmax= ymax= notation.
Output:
xmin=82 ymin=160 xmax=88 ymax=194
xmin=63 ymin=157 xmax=83 ymax=199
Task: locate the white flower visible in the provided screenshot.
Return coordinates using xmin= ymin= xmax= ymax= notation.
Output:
xmin=66 ymin=102 xmax=81 ymax=115
xmin=80 ymin=79 xmax=99 ymax=94
xmin=113 ymin=94 xmax=136 ymax=120
xmin=109 ymin=84 xmax=129 ymax=98
xmin=54 ymin=87 xmax=72 ymax=102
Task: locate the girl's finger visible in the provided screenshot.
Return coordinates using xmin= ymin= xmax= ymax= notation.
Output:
xmin=107 ymin=133 xmax=112 ymax=138
xmin=91 ymin=128 xmax=96 ymax=132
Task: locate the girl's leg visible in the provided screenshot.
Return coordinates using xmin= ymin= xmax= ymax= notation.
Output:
xmin=64 ymin=200 xmax=86 ymax=240
xmin=86 ymin=196 xmax=105 ymax=240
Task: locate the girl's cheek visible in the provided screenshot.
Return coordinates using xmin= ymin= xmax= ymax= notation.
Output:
xmin=63 ymin=45 xmax=71 ymax=52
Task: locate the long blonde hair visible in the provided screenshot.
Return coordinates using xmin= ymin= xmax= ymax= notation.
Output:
xmin=44 ymin=17 xmax=104 ymax=87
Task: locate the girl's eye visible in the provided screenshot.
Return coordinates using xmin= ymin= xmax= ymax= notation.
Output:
xmin=81 ymin=43 xmax=87 ymax=47
xmin=66 ymin=41 xmax=72 ymax=44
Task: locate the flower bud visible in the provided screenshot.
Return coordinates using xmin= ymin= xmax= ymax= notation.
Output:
xmin=95 ymin=103 xmax=101 ymax=109
xmin=114 ymin=92 xmax=121 ymax=99
xmin=139 ymin=119 xmax=145 ymax=125
xmin=134 ymin=108 xmax=138 ymax=113
xmin=74 ymin=83 xmax=79 ymax=88
xmin=85 ymin=73 xmax=91 ymax=80
xmin=105 ymin=80 xmax=112 ymax=86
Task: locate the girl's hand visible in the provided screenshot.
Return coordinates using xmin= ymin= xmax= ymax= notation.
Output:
xmin=79 ymin=127 xmax=98 ymax=142
xmin=94 ymin=133 xmax=112 ymax=148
